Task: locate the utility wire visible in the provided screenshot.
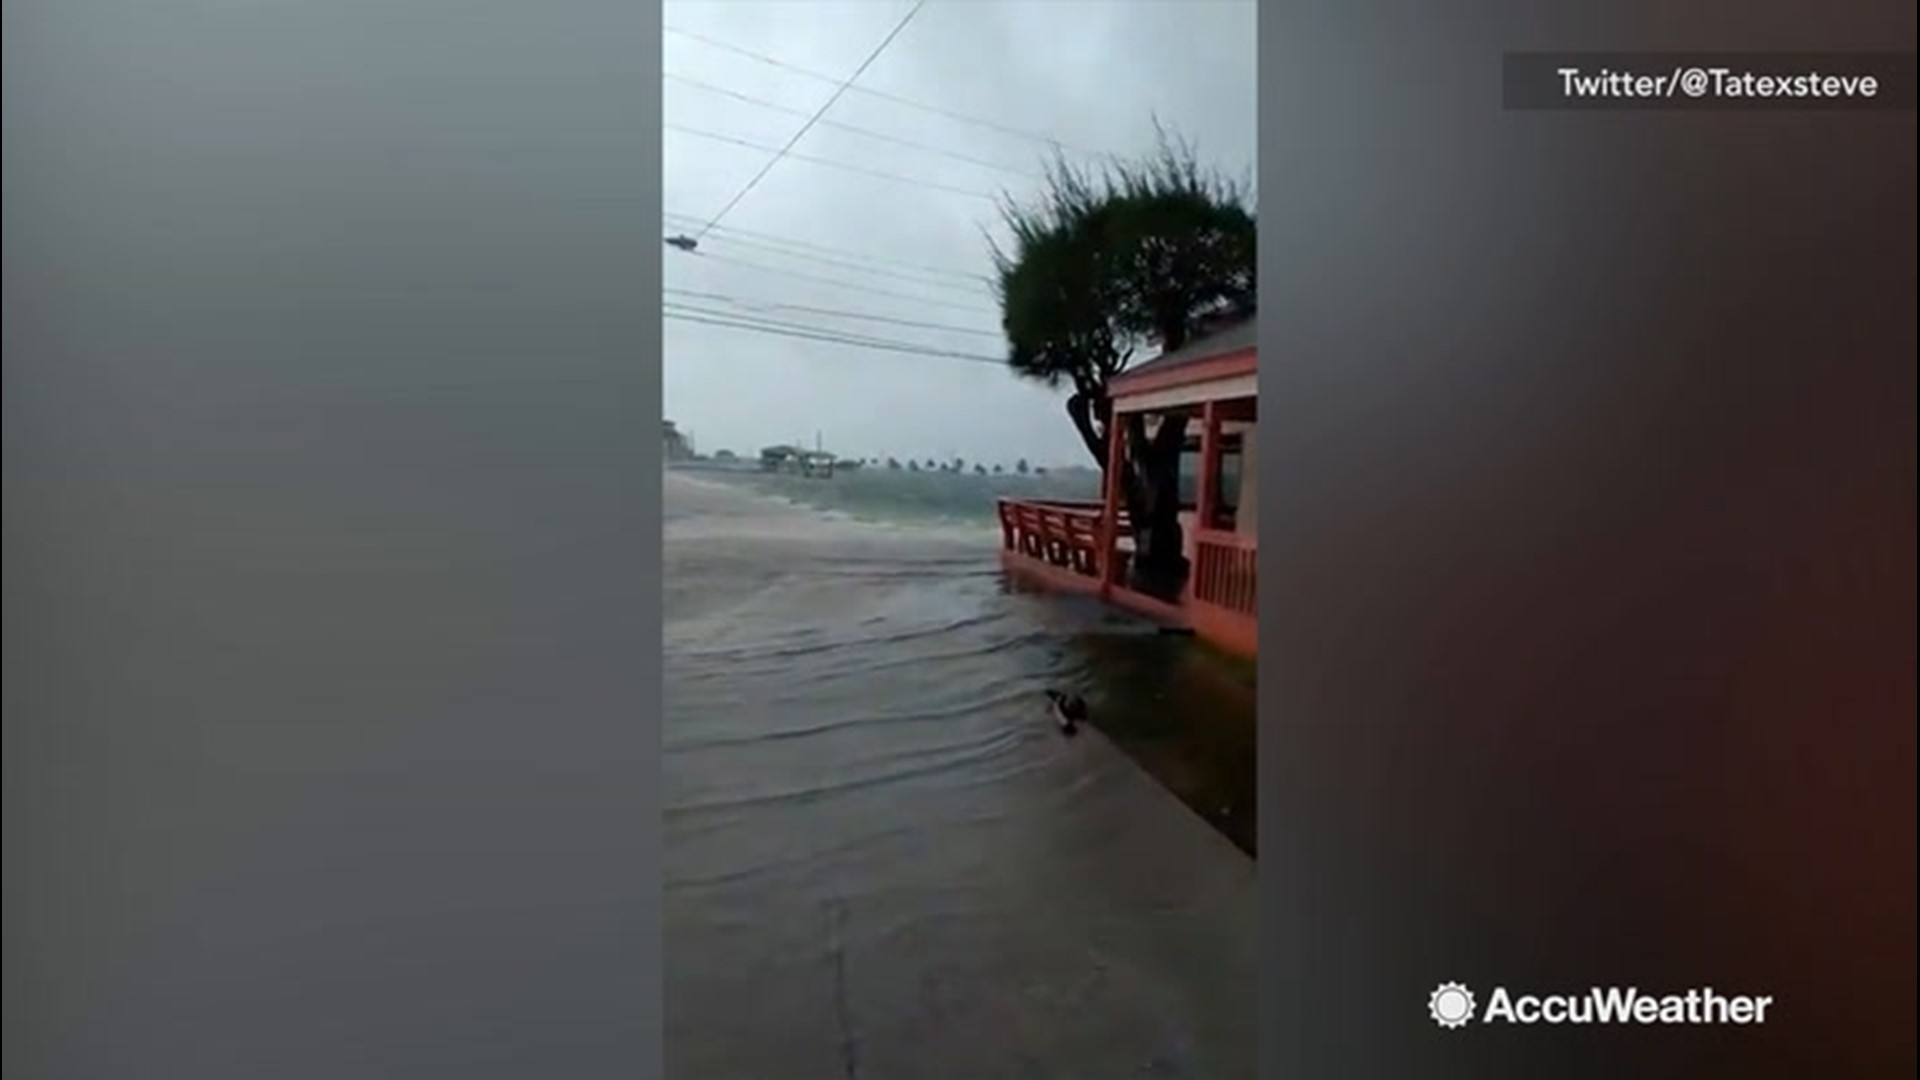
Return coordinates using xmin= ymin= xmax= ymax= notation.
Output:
xmin=664 ymin=287 xmax=1001 ymax=337
xmin=665 ymin=22 xmax=1109 ymax=161
xmin=664 ymin=306 xmax=1006 ymax=365
xmin=687 ymin=0 xmax=931 ymax=242
xmin=662 ymin=212 xmax=988 ymax=283
xmin=665 ymin=72 xmax=1041 ymax=179
xmin=663 ymin=223 xmax=990 ymax=296
xmin=666 ymin=301 xmax=959 ymax=352
xmin=675 ymin=250 xmax=998 ymax=314
xmin=666 ymin=122 xmax=998 ymax=201
xmin=667 ymin=309 xmax=1000 ymax=365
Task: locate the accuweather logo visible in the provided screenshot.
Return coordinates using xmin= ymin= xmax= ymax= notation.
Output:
xmin=1429 ymin=983 xmax=1476 ymax=1028
xmin=1428 ymin=982 xmax=1775 ymax=1029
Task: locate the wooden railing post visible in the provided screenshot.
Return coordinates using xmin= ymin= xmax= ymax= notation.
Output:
xmin=1097 ymin=405 xmax=1126 ymax=599
xmin=1197 ymin=400 xmax=1221 ymax=532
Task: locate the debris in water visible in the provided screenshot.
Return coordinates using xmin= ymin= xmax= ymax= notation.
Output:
xmin=1044 ymin=689 xmax=1087 ymax=735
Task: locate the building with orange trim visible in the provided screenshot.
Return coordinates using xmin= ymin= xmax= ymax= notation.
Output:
xmin=997 ymin=317 xmax=1257 ymax=658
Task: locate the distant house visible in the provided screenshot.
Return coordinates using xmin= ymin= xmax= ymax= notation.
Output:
xmin=759 ymin=444 xmax=837 ymax=477
xmin=663 ymin=420 xmax=693 ymax=462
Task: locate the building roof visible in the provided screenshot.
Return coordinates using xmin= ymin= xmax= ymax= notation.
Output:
xmin=1109 ymin=315 xmax=1257 ymax=396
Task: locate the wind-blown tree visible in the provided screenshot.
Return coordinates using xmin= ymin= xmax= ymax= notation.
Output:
xmin=989 ymin=125 xmax=1255 ymax=582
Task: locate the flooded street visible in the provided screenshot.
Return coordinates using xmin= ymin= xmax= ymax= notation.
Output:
xmin=664 ymin=473 xmax=1257 ymax=1078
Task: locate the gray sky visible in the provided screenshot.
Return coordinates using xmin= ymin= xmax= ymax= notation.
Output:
xmin=662 ymin=0 xmax=1255 ymax=467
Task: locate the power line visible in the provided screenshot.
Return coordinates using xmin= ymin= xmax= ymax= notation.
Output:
xmin=661 ymin=212 xmax=988 ymax=284
xmin=665 ymin=122 xmax=999 ymax=201
xmin=674 ymin=250 xmax=998 ymax=314
xmin=664 ymin=287 xmax=1001 ymax=337
xmin=666 ymin=301 xmax=966 ymax=352
xmin=666 ymin=310 xmax=1000 ymax=366
xmin=662 ymin=219 xmax=990 ymax=296
xmin=665 ymin=72 xmax=1042 ymax=179
xmin=664 ymin=306 xmax=1006 ymax=365
xmin=687 ymin=0 xmax=931 ymax=242
xmin=664 ymin=23 xmax=1110 ymax=161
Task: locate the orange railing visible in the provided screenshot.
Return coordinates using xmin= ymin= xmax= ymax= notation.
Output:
xmin=1192 ymin=528 xmax=1256 ymax=615
xmin=996 ymin=498 xmax=1130 ymax=580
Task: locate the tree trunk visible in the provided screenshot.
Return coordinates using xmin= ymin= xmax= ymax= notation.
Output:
xmin=1068 ymin=393 xmax=1188 ymax=595
xmin=1127 ymin=414 xmax=1189 ymax=593
xmin=1065 ymin=391 xmax=1108 ymax=467
xmin=1068 ymin=391 xmax=1153 ymax=560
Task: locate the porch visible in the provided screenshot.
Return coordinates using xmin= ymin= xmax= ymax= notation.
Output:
xmin=1121 ymin=391 xmax=1258 ymax=659
xmin=995 ymin=317 xmax=1258 ymax=658
xmin=996 ymin=421 xmax=1257 ymax=660
xmin=996 ymin=497 xmax=1190 ymax=627
xmin=995 ymin=495 xmax=1255 ymax=651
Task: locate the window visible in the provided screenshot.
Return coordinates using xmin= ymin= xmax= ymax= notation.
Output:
xmin=1218 ymin=450 xmax=1243 ymax=512
xmin=1213 ymin=433 xmax=1244 ymax=529
xmin=1170 ymin=430 xmax=1246 ymax=527
xmin=1178 ymin=447 xmax=1201 ymax=506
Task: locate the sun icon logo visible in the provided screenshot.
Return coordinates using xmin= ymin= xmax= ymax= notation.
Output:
xmin=1429 ymin=982 xmax=1476 ymax=1029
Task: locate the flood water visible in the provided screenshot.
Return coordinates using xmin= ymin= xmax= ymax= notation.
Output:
xmin=663 ymin=471 xmax=1257 ymax=1078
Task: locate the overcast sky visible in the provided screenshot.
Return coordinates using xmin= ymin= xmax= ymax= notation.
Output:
xmin=662 ymin=0 xmax=1255 ymax=467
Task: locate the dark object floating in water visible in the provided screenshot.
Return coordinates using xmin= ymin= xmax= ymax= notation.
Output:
xmin=1044 ymin=689 xmax=1088 ymax=735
